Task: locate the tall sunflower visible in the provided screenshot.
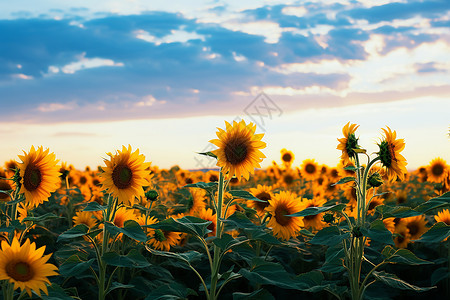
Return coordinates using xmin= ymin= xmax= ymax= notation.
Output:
xmin=299 ymin=159 xmax=320 ymax=181
xmin=377 ymin=126 xmax=407 ymax=182
xmin=427 ymin=157 xmax=448 ymax=183
xmin=100 ymin=145 xmax=151 ymax=206
xmin=266 ymin=191 xmax=303 ymax=240
xmin=0 ymin=238 xmax=58 ymax=297
xmin=17 ymin=146 xmax=61 ymax=208
xmin=210 ymin=120 xmax=266 ymax=181
xmin=337 ymin=122 xmax=360 ymax=165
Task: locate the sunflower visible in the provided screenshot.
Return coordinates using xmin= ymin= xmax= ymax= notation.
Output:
xmin=0 ymin=171 xmax=13 ymax=202
xmin=298 ymin=197 xmax=326 ymax=231
xmin=100 ymin=145 xmax=151 ymax=206
xmin=280 ymin=148 xmax=295 ymax=167
xmin=17 ymin=146 xmax=61 ymax=208
xmin=277 ymin=168 xmax=299 ymax=188
xmin=197 ymin=208 xmax=217 ymax=237
xmin=383 ymin=218 xmax=396 ymax=233
xmin=210 ymin=120 xmax=266 ymax=181
xmin=266 ymin=191 xmax=303 ymax=240
xmin=337 ymin=122 xmax=360 ymax=165
xmin=299 ymin=159 xmax=320 ymax=181
xmin=136 ymin=215 xmax=158 ymax=237
xmin=399 ymin=215 xmax=428 ymax=241
xmin=427 ymin=157 xmax=448 ymax=183
xmin=394 ymin=223 xmax=411 ymax=248
xmin=0 ymin=238 xmax=58 ymax=297
xmin=148 ymin=225 xmax=181 ymax=251
xmin=113 ymin=207 xmax=138 ymax=228
xmin=435 ymin=209 xmax=450 ymax=225
xmin=248 ymin=185 xmax=273 ymax=217
xmin=377 ymin=127 xmax=407 ymax=182
xmin=186 ymin=188 xmax=207 ymax=215
xmin=72 ymin=211 xmax=98 ymax=228
xmin=203 ymin=170 xmax=219 ymax=183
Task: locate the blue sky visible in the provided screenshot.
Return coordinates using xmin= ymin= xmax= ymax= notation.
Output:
xmin=0 ymin=0 xmax=449 ymax=169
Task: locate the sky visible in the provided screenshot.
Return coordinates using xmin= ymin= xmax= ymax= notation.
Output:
xmin=0 ymin=0 xmax=449 ymax=170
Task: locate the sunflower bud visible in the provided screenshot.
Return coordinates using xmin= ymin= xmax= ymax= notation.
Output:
xmin=368 ymin=172 xmax=383 ymax=188
xmin=145 ymin=189 xmax=159 ymax=202
xmin=12 ymin=168 xmax=21 ymax=187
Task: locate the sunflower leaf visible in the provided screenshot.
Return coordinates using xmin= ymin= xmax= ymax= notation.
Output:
xmin=382 ymin=245 xmax=431 ymax=265
xmin=57 ymin=224 xmax=89 ymax=241
xmin=82 ymin=201 xmax=107 ymax=212
xmin=415 ymin=222 xmax=450 ymax=243
xmin=229 ymin=190 xmax=266 ymax=202
xmin=288 ymin=204 xmax=346 ymax=217
xmin=121 ymin=220 xmax=148 ymax=242
xmin=372 ymin=271 xmax=435 ymax=292
xmin=232 ymin=289 xmax=275 ymax=300
xmin=149 ymin=216 xmax=212 ymax=238
xmin=361 ymin=219 xmax=394 ymax=246
xmin=184 ymin=181 xmax=218 ymax=191
xmin=309 ymin=226 xmax=350 ymax=246
xmin=197 ymin=151 xmax=217 ymax=159
xmin=375 ymin=205 xmax=422 ymax=218
xmin=106 ymin=282 xmax=135 ymax=295
xmin=22 ymin=213 xmax=63 ymax=223
xmin=414 ymin=192 xmax=450 ymax=213
xmin=102 ymin=249 xmax=151 ymax=268
xmin=59 ymin=255 xmax=95 ymax=278
xmin=331 ymin=177 xmax=355 ymax=186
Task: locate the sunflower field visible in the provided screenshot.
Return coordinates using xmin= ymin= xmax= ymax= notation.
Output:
xmin=0 ymin=120 xmax=449 ymax=300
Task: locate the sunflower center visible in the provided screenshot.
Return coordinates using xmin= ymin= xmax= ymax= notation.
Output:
xmin=209 ymin=174 xmax=218 ymax=182
xmin=406 ymin=222 xmax=419 ymax=236
xmin=282 ymin=153 xmax=292 ymax=162
xmin=79 ymin=176 xmax=87 ymax=185
xmin=305 ymin=163 xmax=316 ymax=174
xmin=224 ymin=137 xmax=249 ymax=165
xmin=112 ymin=165 xmax=132 ymax=189
xmin=431 ymin=164 xmax=444 ymax=176
xmin=6 ymin=261 xmax=34 ymax=282
xmin=23 ymin=164 xmax=41 ymax=191
xmin=274 ymin=206 xmax=291 ymax=226
xmin=284 ymin=175 xmax=294 ymax=185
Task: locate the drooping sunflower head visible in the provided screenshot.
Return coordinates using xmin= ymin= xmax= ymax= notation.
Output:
xmin=337 ymin=122 xmax=360 ymax=165
xmin=280 ymin=148 xmax=295 ymax=167
xmin=377 ymin=126 xmax=407 ymax=182
xmin=0 ymin=238 xmax=58 ymax=297
xmin=299 ymin=158 xmax=320 ymax=181
xmin=17 ymin=146 xmax=61 ymax=208
xmin=100 ymin=145 xmax=151 ymax=206
xmin=266 ymin=191 xmax=303 ymax=241
xmin=427 ymin=157 xmax=448 ymax=183
xmin=210 ymin=120 xmax=266 ymax=181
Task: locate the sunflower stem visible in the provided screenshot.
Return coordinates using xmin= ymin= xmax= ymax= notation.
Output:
xmin=209 ymin=170 xmax=225 ymax=300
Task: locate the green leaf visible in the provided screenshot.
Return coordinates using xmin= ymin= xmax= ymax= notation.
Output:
xmin=150 ymin=216 xmax=212 ymax=238
xmin=431 ymin=267 xmax=450 ymax=285
xmin=144 ymin=282 xmax=197 ymax=300
xmin=382 ymin=246 xmax=432 ymax=265
xmin=82 ymin=201 xmax=107 ymax=212
xmin=344 ymin=166 xmax=358 ymax=171
xmin=57 ymin=224 xmax=89 ymax=241
xmin=106 ymin=282 xmax=134 ymax=295
xmin=40 ymin=283 xmax=75 ymax=300
xmin=372 ymin=271 xmax=435 ymax=292
xmin=102 ymin=249 xmax=151 ymax=268
xmin=233 ymin=289 xmax=275 ymax=300
xmin=146 ymin=247 xmax=203 ymax=265
xmin=331 ymin=177 xmax=355 ymax=186
xmin=121 ymin=220 xmax=147 ymax=242
xmin=309 ymin=226 xmax=350 ymax=246
xmin=414 ymin=192 xmax=450 ymax=213
xmin=238 ymin=258 xmax=301 ymax=290
xmin=197 ymin=151 xmax=217 ymax=159
xmin=59 ymin=255 xmax=95 ymax=278
xmin=0 ymin=220 xmax=26 ymax=235
xmin=229 ymin=190 xmax=266 ymax=202
xmin=296 ymin=270 xmax=324 ymax=290
xmin=184 ymin=181 xmax=218 ymax=192
xmin=375 ymin=205 xmax=422 ymax=218
xmin=212 ymin=233 xmax=235 ymax=250
xmin=361 ymin=220 xmax=394 ymax=246
xmin=288 ymin=204 xmax=346 ymax=217
xmin=320 ymin=245 xmax=346 ymax=273
xmin=222 ymin=213 xmax=281 ymax=245
xmin=416 ymin=222 xmax=450 ymax=243
xmin=22 ymin=213 xmax=63 ymax=223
